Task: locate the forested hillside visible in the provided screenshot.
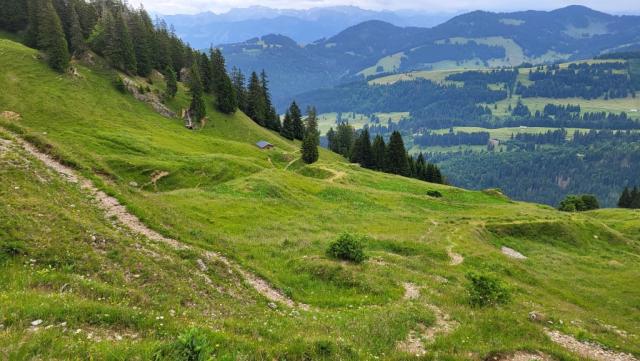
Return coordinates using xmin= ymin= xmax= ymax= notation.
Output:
xmin=220 ymin=6 xmax=640 ymax=104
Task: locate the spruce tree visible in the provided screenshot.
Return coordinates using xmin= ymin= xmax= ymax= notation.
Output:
xmin=618 ymin=187 xmax=632 ymax=208
xmin=37 ymin=0 xmax=70 ymax=72
xmin=246 ymin=71 xmax=266 ymax=125
xmin=326 ymin=128 xmax=338 ymax=153
xmin=216 ymin=73 xmax=237 ymax=114
xmin=371 ymin=134 xmax=386 ymax=170
xmin=301 ymin=107 xmax=319 ymax=164
xmin=280 ymin=112 xmax=294 ymax=140
xmin=0 ymin=0 xmax=29 ymax=32
xmin=67 ymin=2 xmax=86 ymax=56
xmin=290 ymin=101 xmax=304 ymax=140
xmin=164 ymin=65 xmax=177 ymax=100
xmin=350 ymin=128 xmax=372 ymax=168
xmin=230 ymin=67 xmax=247 ymax=112
xmin=188 ymin=65 xmax=206 ymax=123
xmin=631 ymin=187 xmax=640 ymax=209
xmin=386 ymin=131 xmax=409 ymax=176
xmin=129 ymin=9 xmax=153 ymax=76
xmin=117 ymin=13 xmax=137 ymax=74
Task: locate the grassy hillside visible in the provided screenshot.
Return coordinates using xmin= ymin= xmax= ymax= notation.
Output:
xmin=1 ymin=38 xmax=640 ymax=360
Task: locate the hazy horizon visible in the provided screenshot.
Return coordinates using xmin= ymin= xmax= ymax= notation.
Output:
xmin=129 ymin=1 xmax=640 ymax=16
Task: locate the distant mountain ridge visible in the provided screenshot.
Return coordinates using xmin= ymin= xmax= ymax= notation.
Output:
xmin=217 ymin=5 xmax=640 ymax=108
xmin=161 ymin=6 xmax=452 ymax=48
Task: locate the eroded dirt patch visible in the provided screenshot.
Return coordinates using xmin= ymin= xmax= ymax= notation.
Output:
xmin=546 ymin=329 xmax=638 ymax=361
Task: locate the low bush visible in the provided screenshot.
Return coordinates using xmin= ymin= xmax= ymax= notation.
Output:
xmin=153 ymin=328 xmax=212 ymax=361
xmin=426 ymin=190 xmax=443 ymax=198
xmin=558 ymin=194 xmax=599 ymax=212
xmin=326 ymin=233 xmax=367 ymax=263
xmin=466 ymin=272 xmax=511 ymax=307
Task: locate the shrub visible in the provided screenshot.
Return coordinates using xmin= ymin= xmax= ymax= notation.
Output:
xmin=0 ymin=240 xmax=26 ymax=263
xmin=153 ymin=328 xmax=212 ymax=361
xmin=466 ymin=272 xmax=511 ymax=307
xmin=326 ymin=233 xmax=366 ymax=263
xmin=558 ymin=194 xmax=599 ymax=212
xmin=426 ymin=190 xmax=443 ymax=198
xmin=113 ymin=76 xmax=126 ymax=93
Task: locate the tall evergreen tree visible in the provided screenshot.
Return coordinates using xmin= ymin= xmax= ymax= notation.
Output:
xmin=216 ymin=73 xmax=237 ymax=114
xmin=67 ymin=1 xmax=86 ymax=56
xmin=371 ymin=134 xmax=386 ymax=171
xmin=129 ymin=9 xmax=153 ymax=76
xmin=301 ymin=107 xmax=319 ymax=164
xmin=246 ymin=71 xmax=266 ymax=125
xmin=386 ymin=131 xmax=409 ymax=176
xmin=0 ymin=0 xmax=29 ymax=32
xmin=230 ymin=67 xmax=247 ymax=111
xmin=618 ymin=187 xmax=632 ymax=208
xmin=164 ymin=65 xmax=177 ymax=100
xmin=290 ymin=101 xmax=304 ymax=140
xmin=326 ymin=127 xmax=338 ymax=153
xmin=350 ymin=128 xmax=372 ymax=168
xmin=188 ymin=65 xmax=206 ymax=123
xmin=280 ymin=111 xmax=294 ymax=140
xmin=631 ymin=187 xmax=640 ymax=209
xmin=37 ymin=0 xmax=70 ymax=72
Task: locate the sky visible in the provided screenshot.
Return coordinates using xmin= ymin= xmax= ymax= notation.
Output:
xmin=127 ymin=0 xmax=640 ymax=15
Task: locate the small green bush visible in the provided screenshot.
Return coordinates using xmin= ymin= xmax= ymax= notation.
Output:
xmin=558 ymin=194 xmax=599 ymax=212
xmin=153 ymin=328 xmax=212 ymax=361
xmin=426 ymin=190 xmax=443 ymax=198
xmin=326 ymin=233 xmax=366 ymax=263
xmin=113 ymin=76 xmax=126 ymax=93
xmin=466 ymin=272 xmax=511 ymax=307
xmin=0 ymin=240 xmax=26 ymax=263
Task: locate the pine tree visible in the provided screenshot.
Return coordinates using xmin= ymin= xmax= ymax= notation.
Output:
xmin=386 ymin=131 xmax=409 ymax=176
xmin=631 ymin=187 xmax=640 ymax=209
xmin=326 ymin=128 xmax=338 ymax=153
xmin=280 ymin=112 xmax=294 ymax=140
xmin=618 ymin=187 xmax=632 ymax=208
xmin=164 ymin=65 xmax=177 ymax=100
xmin=37 ymin=0 xmax=70 ymax=72
xmin=301 ymin=107 xmax=319 ymax=164
xmin=129 ymin=9 xmax=153 ymax=76
xmin=290 ymin=101 xmax=304 ymax=140
xmin=188 ymin=65 xmax=206 ymax=123
xmin=116 ymin=12 xmax=137 ymax=74
xmin=67 ymin=1 xmax=86 ymax=56
xmin=350 ymin=128 xmax=372 ymax=168
xmin=216 ymin=73 xmax=237 ymax=114
xmin=0 ymin=0 xmax=29 ymax=32
xmin=25 ymin=0 xmax=41 ymax=47
xmin=246 ymin=71 xmax=266 ymax=125
xmin=230 ymin=67 xmax=247 ymax=112
xmin=371 ymin=134 xmax=386 ymax=171
xmin=416 ymin=153 xmax=427 ymax=180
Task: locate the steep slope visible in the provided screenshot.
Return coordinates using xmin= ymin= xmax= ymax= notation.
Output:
xmin=1 ymin=37 xmax=640 ymax=359
xmin=220 ymin=6 xmax=640 ymax=106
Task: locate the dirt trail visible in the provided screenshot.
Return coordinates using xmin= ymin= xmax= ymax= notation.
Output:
xmin=317 ymin=166 xmax=346 ymax=183
xmin=396 ymin=303 xmax=458 ymax=356
xmin=402 ymin=282 xmax=421 ymax=300
xmin=447 ymin=246 xmax=464 ymax=266
xmin=9 ymin=132 xmax=307 ymax=310
xmin=546 ymin=329 xmax=638 ymax=361
xmin=490 ymin=351 xmax=553 ymax=361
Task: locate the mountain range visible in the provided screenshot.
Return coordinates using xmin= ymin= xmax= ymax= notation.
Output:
xmin=215 ymin=5 xmax=640 ymax=108
xmin=161 ymin=6 xmax=453 ymax=48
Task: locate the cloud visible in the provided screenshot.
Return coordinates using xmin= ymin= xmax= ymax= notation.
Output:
xmin=128 ymin=0 xmax=640 ymax=15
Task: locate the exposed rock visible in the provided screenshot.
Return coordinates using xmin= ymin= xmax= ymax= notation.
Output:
xmin=129 ymin=181 xmax=138 ymax=187
xmin=1 ymin=111 xmax=21 ymax=121
xmin=31 ymin=320 xmax=43 ymax=326
xmin=402 ymin=282 xmax=421 ymax=300
xmin=121 ymin=77 xmax=175 ymax=118
xmin=267 ymin=302 xmax=278 ymax=310
xmin=546 ymin=329 xmax=638 ymax=361
xmin=502 ymin=246 xmax=527 ymax=259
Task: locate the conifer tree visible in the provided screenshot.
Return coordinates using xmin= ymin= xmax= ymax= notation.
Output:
xmin=371 ymin=134 xmax=386 ymax=171
xmin=416 ymin=153 xmax=427 ymax=180
xmin=129 ymin=9 xmax=153 ymax=76
xmin=25 ymin=0 xmax=41 ymax=47
xmin=290 ymin=101 xmax=304 ymax=140
xmin=246 ymin=71 xmax=266 ymax=125
xmin=216 ymin=73 xmax=237 ymax=114
xmin=280 ymin=112 xmax=294 ymax=140
xmin=350 ymin=128 xmax=372 ymax=168
xmin=37 ymin=0 xmax=70 ymax=72
xmin=326 ymin=127 xmax=338 ymax=153
xmin=301 ymin=107 xmax=319 ymax=164
xmin=386 ymin=131 xmax=409 ymax=176
xmin=188 ymin=65 xmax=206 ymax=122
xmin=0 ymin=0 xmax=29 ymax=32
xmin=164 ymin=65 xmax=177 ymax=100
xmin=230 ymin=67 xmax=247 ymax=111
xmin=116 ymin=12 xmax=137 ymax=74
xmin=67 ymin=1 xmax=86 ymax=56
xmin=618 ymin=187 xmax=632 ymax=208
xmin=631 ymin=187 xmax=640 ymax=209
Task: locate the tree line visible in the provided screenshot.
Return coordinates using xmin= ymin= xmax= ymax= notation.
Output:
xmin=618 ymin=186 xmax=640 ymax=209
xmin=414 ymin=129 xmax=490 ymax=147
xmin=326 ymin=126 xmax=444 ymax=184
xmin=517 ymin=62 xmax=636 ymax=100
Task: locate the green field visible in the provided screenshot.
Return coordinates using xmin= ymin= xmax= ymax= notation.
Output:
xmin=2 ymin=37 xmax=640 ymax=360
xmin=317 ymin=112 xmax=410 ymax=134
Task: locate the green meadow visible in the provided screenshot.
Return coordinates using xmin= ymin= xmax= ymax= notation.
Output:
xmin=1 ymin=37 xmax=640 ymax=360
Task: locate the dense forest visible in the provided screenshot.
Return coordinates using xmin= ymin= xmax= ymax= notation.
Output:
xmin=431 ymin=141 xmax=640 ymax=207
